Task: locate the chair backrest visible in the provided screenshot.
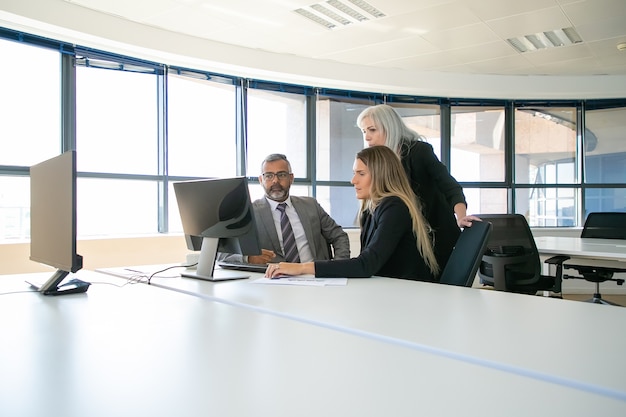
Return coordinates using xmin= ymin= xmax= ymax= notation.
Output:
xmin=581 ymin=212 xmax=626 ymax=240
xmin=439 ymin=220 xmax=492 ymax=287
xmin=475 ymin=214 xmax=542 ymax=290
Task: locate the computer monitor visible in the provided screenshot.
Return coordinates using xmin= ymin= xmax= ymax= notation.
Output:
xmin=28 ymin=150 xmax=88 ymax=295
xmin=173 ymin=176 xmax=262 ymax=281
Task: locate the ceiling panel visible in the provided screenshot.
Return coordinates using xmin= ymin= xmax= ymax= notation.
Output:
xmin=60 ymin=0 xmax=626 ymax=76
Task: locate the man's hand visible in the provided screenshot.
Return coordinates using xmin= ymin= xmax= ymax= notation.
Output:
xmin=248 ymin=249 xmax=276 ymax=264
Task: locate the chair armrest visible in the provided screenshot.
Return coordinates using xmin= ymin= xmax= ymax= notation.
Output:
xmin=544 ymin=255 xmax=570 ymax=265
xmin=543 ymin=255 xmax=570 ymax=293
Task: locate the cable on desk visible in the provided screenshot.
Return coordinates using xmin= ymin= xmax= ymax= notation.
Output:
xmin=0 ymin=289 xmax=40 ymax=296
xmin=147 ymin=263 xmax=197 ymax=285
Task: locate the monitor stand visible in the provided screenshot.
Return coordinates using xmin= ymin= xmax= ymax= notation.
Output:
xmin=26 ymin=270 xmax=91 ymax=295
xmin=181 ymin=237 xmax=249 ymax=281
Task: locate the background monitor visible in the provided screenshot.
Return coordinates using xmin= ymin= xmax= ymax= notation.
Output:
xmin=173 ymin=176 xmax=262 ymax=281
xmin=28 ymin=150 xmax=88 ymax=295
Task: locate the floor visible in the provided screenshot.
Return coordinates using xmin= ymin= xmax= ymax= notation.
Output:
xmin=562 ymin=293 xmax=625 ymax=306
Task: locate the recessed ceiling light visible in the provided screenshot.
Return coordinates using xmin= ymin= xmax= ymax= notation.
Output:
xmin=507 ymin=27 xmax=583 ymax=53
xmin=294 ymin=0 xmax=385 ymax=29
xmin=618 ymin=42 xmax=626 ymax=51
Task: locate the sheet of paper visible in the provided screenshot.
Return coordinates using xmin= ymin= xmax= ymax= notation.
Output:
xmin=251 ymin=277 xmax=348 ymax=286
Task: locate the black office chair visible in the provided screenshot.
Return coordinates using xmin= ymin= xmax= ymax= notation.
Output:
xmin=439 ymin=220 xmax=492 ymax=287
xmin=562 ymin=212 xmax=626 ymax=306
xmin=476 ymin=214 xmax=569 ymax=295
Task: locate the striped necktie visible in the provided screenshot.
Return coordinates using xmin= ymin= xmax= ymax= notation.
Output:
xmin=276 ymin=203 xmax=300 ymax=263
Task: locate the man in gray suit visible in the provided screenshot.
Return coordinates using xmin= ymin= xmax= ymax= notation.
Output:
xmin=221 ymin=153 xmax=349 ymax=265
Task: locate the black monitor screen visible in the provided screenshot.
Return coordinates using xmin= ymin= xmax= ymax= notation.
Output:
xmin=173 ymin=177 xmax=261 ymax=280
xmin=28 ymin=150 xmax=87 ymax=295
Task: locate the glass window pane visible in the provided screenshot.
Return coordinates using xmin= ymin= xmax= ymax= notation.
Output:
xmin=0 ymin=39 xmax=60 ymax=166
xmin=247 ymin=89 xmax=307 ymax=178
xmin=585 ymin=188 xmax=626 ymax=216
xmin=76 ymin=66 xmax=158 ymax=175
xmin=463 ymin=188 xmax=508 ymax=216
xmin=584 ymin=107 xmax=626 ymax=185
xmin=78 ymin=178 xmax=159 ymax=236
xmin=246 ymin=183 xmax=310 ymax=202
xmin=316 ymin=98 xmax=370 ymax=182
xmin=0 ymin=176 xmax=30 ymax=241
xmin=451 ymin=106 xmax=505 ymax=182
xmin=315 ymin=185 xmax=360 ymax=228
xmin=520 ymin=187 xmax=579 ymax=227
xmin=168 ymin=74 xmax=237 ymax=177
xmin=392 ymin=104 xmax=441 ymax=158
xmin=514 ymin=107 xmax=577 ymax=184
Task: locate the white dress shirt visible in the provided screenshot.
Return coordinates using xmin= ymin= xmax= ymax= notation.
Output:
xmin=266 ymin=197 xmax=314 ymax=262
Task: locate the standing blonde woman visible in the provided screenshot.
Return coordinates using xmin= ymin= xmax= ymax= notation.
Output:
xmin=357 ymin=104 xmax=480 ymax=272
xmin=266 ymin=145 xmax=439 ymax=281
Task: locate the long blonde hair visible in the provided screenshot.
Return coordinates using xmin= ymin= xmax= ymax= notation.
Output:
xmin=356 ymin=146 xmax=439 ymax=275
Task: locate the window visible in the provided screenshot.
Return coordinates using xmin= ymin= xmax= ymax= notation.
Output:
xmin=514 ymin=106 xmax=579 ymax=226
xmin=76 ymin=65 xmax=158 ymax=175
xmin=0 ymin=39 xmax=60 ymax=241
xmin=2 ymin=29 xmax=626 ymax=246
xmin=167 ymin=72 xmax=237 ymax=178
xmin=392 ymin=103 xmax=442 ymax=157
xmin=247 ymin=88 xmax=308 ymax=178
xmin=0 ymin=39 xmax=61 ymax=166
xmin=451 ymin=106 xmax=506 ymax=183
xmin=583 ymin=106 xmax=626 ymax=215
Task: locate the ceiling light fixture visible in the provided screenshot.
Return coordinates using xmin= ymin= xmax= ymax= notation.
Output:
xmin=507 ymin=27 xmax=583 ymax=53
xmin=294 ymin=8 xmax=336 ymax=29
xmin=327 ymin=0 xmax=368 ymax=22
xmin=311 ymin=4 xmax=352 ymax=26
xmin=294 ymin=0 xmax=385 ymax=29
xmin=618 ymin=42 xmax=626 ymax=51
xmin=347 ymin=0 xmax=385 ymax=18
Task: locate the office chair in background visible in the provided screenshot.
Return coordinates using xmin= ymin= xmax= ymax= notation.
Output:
xmin=439 ymin=220 xmax=492 ymax=287
xmin=562 ymin=212 xmax=626 ymax=306
xmin=476 ymin=214 xmax=569 ymax=296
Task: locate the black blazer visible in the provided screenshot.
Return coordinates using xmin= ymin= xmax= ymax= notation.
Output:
xmin=401 ymin=140 xmax=466 ymax=271
xmin=315 ymin=197 xmax=436 ymax=282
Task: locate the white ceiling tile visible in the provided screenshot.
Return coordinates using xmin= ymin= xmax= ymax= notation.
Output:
xmin=486 ymin=6 xmax=571 ymax=39
xmin=521 ymin=43 xmax=593 ymax=65
xmin=574 ymin=16 xmax=626 ymax=43
xmin=561 ymin=0 xmax=626 ymax=26
xmin=465 ymin=0 xmax=562 ymax=21
xmin=321 ymin=35 xmax=438 ymax=63
xmin=421 ymin=23 xmax=501 ymax=50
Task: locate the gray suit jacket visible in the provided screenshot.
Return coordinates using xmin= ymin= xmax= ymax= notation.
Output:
xmin=221 ymin=196 xmax=350 ymax=263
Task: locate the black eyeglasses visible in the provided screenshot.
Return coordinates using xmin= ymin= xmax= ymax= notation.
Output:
xmin=262 ymin=171 xmax=291 ymax=181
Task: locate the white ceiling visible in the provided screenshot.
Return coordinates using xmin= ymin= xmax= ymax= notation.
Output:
xmin=64 ymin=0 xmax=626 ymax=76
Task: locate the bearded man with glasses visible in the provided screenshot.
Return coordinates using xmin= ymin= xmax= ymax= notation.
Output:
xmin=219 ymin=153 xmax=350 ymax=266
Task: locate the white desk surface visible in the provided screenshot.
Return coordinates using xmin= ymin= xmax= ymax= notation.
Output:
xmin=535 ymin=236 xmax=626 ymax=261
xmin=4 ymin=272 xmax=625 ymax=416
xmin=116 ymin=266 xmax=626 ymax=401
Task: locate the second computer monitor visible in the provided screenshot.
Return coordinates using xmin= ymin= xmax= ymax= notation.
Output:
xmin=173 ymin=176 xmax=262 ymax=281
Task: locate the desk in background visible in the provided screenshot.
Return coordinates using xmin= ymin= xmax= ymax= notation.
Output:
xmin=5 ymin=271 xmax=626 ymax=416
xmin=535 ymin=236 xmax=626 ymax=292
xmin=535 ymin=236 xmax=626 ymax=262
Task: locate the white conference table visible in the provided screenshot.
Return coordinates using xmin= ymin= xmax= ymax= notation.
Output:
xmin=535 ymin=236 xmax=626 ymax=262
xmin=103 ymin=264 xmax=626 ymax=403
xmin=4 ymin=271 xmax=625 ymax=417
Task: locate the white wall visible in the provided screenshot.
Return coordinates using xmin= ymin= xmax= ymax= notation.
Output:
xmin=1 ymin=0 xmax=626 ymax=100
